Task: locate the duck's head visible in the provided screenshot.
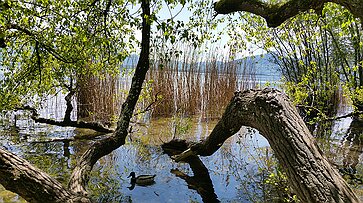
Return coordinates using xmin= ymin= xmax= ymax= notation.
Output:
xmin=127 ymin=172 xmax=136 ymax=178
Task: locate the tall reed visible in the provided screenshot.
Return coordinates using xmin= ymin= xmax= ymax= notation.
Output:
xmin=77 ymin=71 xmax=119 ymax=125
xmin=75 ymin=47 xmax=257 ymax=124
xmin=147 ymin=47 xmax=256 ymax=119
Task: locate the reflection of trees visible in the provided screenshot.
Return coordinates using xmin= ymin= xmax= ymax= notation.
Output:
xmin=162 ymin=139 xmax=219 ymax=203
xmin=171 ymin=155 xmax=219 ymax=203
xmin=22 ymin=141 xmax=70 ymax=182
xmin=0 ymin=127 xmax=100 ymax=186
xmin=340 ymin=120 xmax=363 ymax=172
xmin=220 ymin=133 xmax=279 ymax=202
xmin=87 ymin=154 xmax=125 ymax=203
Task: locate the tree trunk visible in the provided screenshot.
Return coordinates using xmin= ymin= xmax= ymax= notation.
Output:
xmin=172 ymin=88 xmax=360 ymax=203
xmin=0 ymin=148 xmax=90 ymax=203
xmin=68 ymin=0 xmax=151 ymax=195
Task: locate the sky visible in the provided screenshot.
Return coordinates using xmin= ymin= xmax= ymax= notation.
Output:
xmin=132 ymin=1 xmax=266 ymax=58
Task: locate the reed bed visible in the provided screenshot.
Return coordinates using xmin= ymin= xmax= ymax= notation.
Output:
xmin=147 ymin=48 xmax=255 ymax=119
xmin=75 ymin=47 xmax=257 ymax=124
xmin=77 ymin=72 xmax=119 ymax=125
xmin=202 ymin=52 xmax=238 ymax=118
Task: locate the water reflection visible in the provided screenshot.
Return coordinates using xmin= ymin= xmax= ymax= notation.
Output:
xmin=336 ymin=119 xmax=363 ymax=189
xmin=341 ymin=119 xmax=363 ymax=171
xmin=171 ymin=155 xmax=219 ymax=203
xmin=63 ymin=140 xmax=71 ymax=158
xmin=1 ymin=113 xmax=363 ymax=202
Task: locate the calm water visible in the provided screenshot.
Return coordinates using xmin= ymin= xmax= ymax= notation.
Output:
xmin=1 ymin=110 xmax=362 ymax=202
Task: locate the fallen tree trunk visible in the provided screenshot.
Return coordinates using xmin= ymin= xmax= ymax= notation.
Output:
xmin=171 ymin=88 xmax=360 ymax=203
xmin=0 ymin=148 xmax=90 ymax=203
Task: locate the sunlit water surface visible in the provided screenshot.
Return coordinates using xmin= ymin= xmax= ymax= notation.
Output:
xmin=0 ymin=110 xmax=362 ymax=202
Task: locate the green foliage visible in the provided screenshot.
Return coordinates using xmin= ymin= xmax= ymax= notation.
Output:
xmin=235 ymin=3 xmax=363 ymax=123
xmin=263 ymin=167 xmax=300 ymax=203
xmin=0 ymin=0 xmax=226 ymax=116
xmin=0 ymin=0 xmax=139 ymax=110
xmin=351 ymin=87 xmax=363 ymax=111
xmin=253 ymin=147 xmax=300 ymax=203
xmin=169 ymin=113 xmax=192 ymax=138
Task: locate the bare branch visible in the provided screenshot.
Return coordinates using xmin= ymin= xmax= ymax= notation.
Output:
xmin=133 ymin=91 xmax=162 ymax=117
xmin=16 ymin=106 xmax=114 ymax=133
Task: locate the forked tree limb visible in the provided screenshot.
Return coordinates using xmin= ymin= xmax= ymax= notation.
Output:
xmin=214 ymin=0 xmax=363 ymax=27
xmin=170 ymin=88 xmax=360 ymax=203
xmin=68 ymin=0 xmax=151 ymax=195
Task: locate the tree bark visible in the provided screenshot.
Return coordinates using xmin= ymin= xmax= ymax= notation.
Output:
xmin=172 ymin=88 xmax=360 ymax=203
xmin=214 ymin=0 xmax=363 ymax=27
xmin=0 ymin=148 xmax=90 ymax=203
xmin=64 ymin=89 xmax=75 ymax=123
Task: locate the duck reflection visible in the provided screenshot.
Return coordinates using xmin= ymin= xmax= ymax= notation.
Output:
xmin=162 ymin=139 xmax=220 ymax=203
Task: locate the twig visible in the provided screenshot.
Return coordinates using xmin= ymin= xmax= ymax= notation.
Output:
xmin=133 ymin=91 xmax=162 ymax=117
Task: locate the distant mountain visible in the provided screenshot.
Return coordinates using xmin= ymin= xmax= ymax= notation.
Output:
xmin=237 ymin=53 xmax=281 ymax=82
xmin=121 ymin=53 xmax=282 ymax=82
xmin=122 ymin=54 xmax=139 ymax=67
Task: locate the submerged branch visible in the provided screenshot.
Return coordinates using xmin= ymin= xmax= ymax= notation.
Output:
xmin=17 ymin=106 xmax=114 ymax=133
xmin=325 ymin=110 xmax=363 ymax=121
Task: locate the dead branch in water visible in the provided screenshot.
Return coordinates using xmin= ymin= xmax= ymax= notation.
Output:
xmin=16 ymin=105 xmax=114 ymax=133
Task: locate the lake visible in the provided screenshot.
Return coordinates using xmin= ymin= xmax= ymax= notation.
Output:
xmin=0 ymin=105 xmax=362 ymax=202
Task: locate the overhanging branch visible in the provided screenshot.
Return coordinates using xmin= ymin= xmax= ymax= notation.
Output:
xmin=164 ymin=88 xmax=360 ymax=203
xmin=4 ymin=24 xmax=80 ymax=63
xmin=214 ymin=0 xmax=363 ymax=27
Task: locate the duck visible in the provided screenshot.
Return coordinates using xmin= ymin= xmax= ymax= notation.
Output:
xmin=127 ymin=172 xmax=156 ymax=186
